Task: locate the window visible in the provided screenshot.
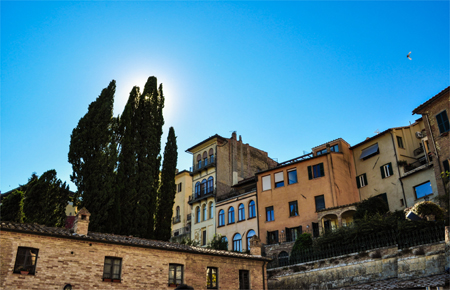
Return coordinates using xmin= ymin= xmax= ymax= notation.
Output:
xmin=248 ymin=200 xmax=256 ymax=218
xmin=218 ymin=210 xmax=225 ymax=226
xmin=13 ymin=247 xmax=38 ymax=275
xmin=246 ymin=230 xmax=256 ymax=250
xmin=228 ymin=207 xmax=235 ymax=223
xmin=202 ymin=230 xmax=207 ymax=246
xmin=233 ymin=233 xmax=242 ymax=251
xmin=308 ymin=163 xmax=324 ymax=179
xmin=414 ymin=181 xmax=433 ymax=199
xmin=103 ymin=257 xmax=122 ymax=281
xmin=397 ymin=136 xmax=404 ymax=148
xmin=360 ymin=143 xmax=379 ymax=160
xmin=436 ymin=110 xmax=449 ymax=134
xmin=376 ymin=193 xmax=389 ymax=208
xmin=262 ymin=175 xmax=271 ymax=191
xmin=201 ymin=179 xmax=207 ymax=195
xmin=444 ymin=160 xmax=449 ymax=173
xmin=312 ymin=222 xmax=320 ymax=238
xmin=196 ymin=207 xmax=201 ymax=223
xmin=356 ymin=173 xmax=368 ymax=188
xmin=380 ymin=163 xmax=393 ymax=179
xmin=239 ymin=270 xmax=250 ymax=290
xmin=176 ymin=206 xmax=180 ymax=218
xmin=177 ymin=183 xmax=182 ymax=192
xmin=286 ymin=226 xmax=302 ymax=242
xmin=203 ymin=151 xmax=208 ymax=166
xmin=266 ymin=206 xmax=274 ymax=221
xmin=315 ymin=195 xmax=325 ymax=211
xmin=195 ymin=182 xmax=201 ymax=198
xmin=316 ymin=148 xmax=327 ymax=155
xmin=197 ymin=154 xmax=202 ymax=168
xmin=207 ymin=176 xmax=214 ymax=194
xmin=222 ymin=236 xmax=228 ymax=250
xmin=238 ymin=204 xmax=245 ymax=221
xmin=289 ymin=201 xmax=298 ymax=217
xmin=274 ymin=172 xmax=284 ymax=188
xmin=287 ymin=169 xmax=297 ymax=184
xmin=209 ymin=202 xmax=214 ymax=219
xmin=330 ymin=144 xmax=339 ymax=152
xmin=168 ymin=264 xmax=183 ymax=286
xmin=203 ymin=204 xmax=207 ymax=221
xmin=267 ymin=230 xmax=278 ymax=244
xmin=206 ymin=267 xmax=218 ymax=289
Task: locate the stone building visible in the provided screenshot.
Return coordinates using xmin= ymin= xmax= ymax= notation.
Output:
xmin=350 ymin=118 xmax=439 ymax=211
xmin=413 ymin=86 xmax=450 ymax=198
xmin=170 ymin=170 xmax=193 ymax=243
xmin=186 ymin=132 xmax=276 ymax=247
xmin=0 ymin=208 xmax=270 ymax=290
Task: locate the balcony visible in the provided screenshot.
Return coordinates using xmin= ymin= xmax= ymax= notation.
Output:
xmin=413 ymin=146 xmax=424 ymax=156
xmin=172 ymin=216 xmax=181 ymax=225
xmin=191 ymin=155 xmax=216 ymax=174
xmin=188 ymin=188 xmax=216 ymax=205
xmin=170 ymin=226 xmax=191 ymax=243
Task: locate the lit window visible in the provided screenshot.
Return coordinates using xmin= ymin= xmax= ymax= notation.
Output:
xmin=266 ymin=206 xmax=274 ymax=221
xmin=206 ymin=267 xmax=218 ymax=289
xmin=168 ymin=264 xmax=183 ymax=286
xmin=380 ymin=163 xmax=393 ymax=179
xmin=103 ymin=257 xmax=122 ymax=282
xmin=287 ymin=169 xmax=297 ymax=184
xmin=414 ymin=181 xmax=433 ymax=199
xmin=274 ymin=172 xmax=284 ymax=188
xmin=289 ymin=201 xmax=298 ymax=217
xmin=13 ymin=247 xmax=38 ymax=275
xmin=356 ymin=173 xmax=367 ymax=188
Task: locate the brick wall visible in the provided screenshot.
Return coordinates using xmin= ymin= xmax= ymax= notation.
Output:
xmin=1 ymin=230 xmax=268 ymax=290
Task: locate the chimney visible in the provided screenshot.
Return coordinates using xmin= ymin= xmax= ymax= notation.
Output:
xmin=249 ymin=235 xmax=262 ymax=256
xmin=73 ymin=207 xmax=91 ymax=236
xmin=231 ymin=131 xmax=237 ymax=140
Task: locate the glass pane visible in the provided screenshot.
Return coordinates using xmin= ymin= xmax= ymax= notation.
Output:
xmin=415 ymin=182 xmax=433 ymax=198
xmin=169 ymin=267 xmax=174 ymax=280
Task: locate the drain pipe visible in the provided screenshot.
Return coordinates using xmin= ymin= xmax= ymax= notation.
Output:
xmin=390 ymin=131 xmax=408 ymax=208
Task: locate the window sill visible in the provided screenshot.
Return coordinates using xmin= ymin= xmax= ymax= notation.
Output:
xmin=237 ymin=219 xmax=246 ymax=223
xmin=227 ymin=222 xmax=235 ymax=225
xmin=287 ymin=182 xmax=298 ymax=186
xmin=265 ymin=220 xmax=275 ymax=223
xmin=440 ymin=131 xmax=449 ymax=137
xmin=415 ymin=193 xmax=434 ymax=201
xmin=168 ymin=283 xmax=181 ymax=288
xmin=247 ymin=216 xmax=256 ymax=220
xmin=289 ymin=215 xmax=299 ymax=218
xmin=103 ymin=279 xmax=121 ymax=283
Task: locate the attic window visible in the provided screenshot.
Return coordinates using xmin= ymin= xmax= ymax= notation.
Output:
xmin=360 ymin=144 xmax=379 ymax=160
xmin=81 ymin=215 xmax=87 ymax=220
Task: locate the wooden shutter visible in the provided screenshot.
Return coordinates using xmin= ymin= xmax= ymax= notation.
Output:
xmin=307 ymin=166 xmax=312 ymax=180
xmin=298 ymin=225 xmax=302 ymax=235
xmin=363 ymin=173 xmax=368 ymax=186
xmin=388 ymin=163 xmax=393 ymax=176
xmin=380 ymin=165 xmax=386 ymax=179
xmin=356 ymin=176 xmax=361 ymax=188
xmin=319 ymin=163 xmax=325 ymax=177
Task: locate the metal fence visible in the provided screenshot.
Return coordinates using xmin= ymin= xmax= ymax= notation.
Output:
xmin=267 ymin=224 xmax=445 ymax=269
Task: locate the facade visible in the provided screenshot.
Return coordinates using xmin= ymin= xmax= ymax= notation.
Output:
xmin=186 ymin=132 xmax=276 ymax=247
xmin=256 ymin=138 xmax=360 ymax=253
xmin=170 ymin=170 xmax=193 ymax=243
xmin=413 ymin=86 xmax=450 ymax=198
xmin=0 ymin=208 xmax=270 ymax=290
xmin=350 ymin=119 xmax=439 ymax=212
xmin=216 ymin=177 xmax=258 ymax=252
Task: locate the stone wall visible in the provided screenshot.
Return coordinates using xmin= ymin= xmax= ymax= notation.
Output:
xmin=267 ymin=242 xmax=446 ymax=289
xmin=1 ymin=230 xmax=268 ymax=290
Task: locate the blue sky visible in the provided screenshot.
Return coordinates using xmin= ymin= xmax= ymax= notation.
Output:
xmin=2 ymin=1 xmax=449 ymax=193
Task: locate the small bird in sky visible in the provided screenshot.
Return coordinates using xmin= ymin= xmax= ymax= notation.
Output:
xmin=407 ymin=51 xmax=412 ymax=60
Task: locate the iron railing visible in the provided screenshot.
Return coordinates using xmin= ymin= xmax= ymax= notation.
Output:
xmin=188 ymin=188 xmax=216 ymax=204
xmin=171 ymin=226 xmax=191 ymax=238
xmin=172 ymin=216 xmax=181 ymax=224
xmin=191 ymin=155 xmax=216 ymax=173
xmin=413 ymin=146 xmax=424 ymax=156
xmin=267 ymin=224 xmax=445 ymax=269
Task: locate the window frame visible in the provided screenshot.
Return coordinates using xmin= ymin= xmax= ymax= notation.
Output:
xmin=238 ymin=203 xmax=245 ymax=221
xmin=13 ymin=247 xmax=39 ymax=275
xmin=314 ymin=195 xmax=325 ymax=212
xmin=248 ymin=200 xmax=256 ymax=219
xmin=246 ymin=230 xmax=256 ymax=250
xmin=380 ymin=163 xmax=394 ymax=179
xmin=262 ymin=175 xmax=271 ymax=191
xmin=414 ymin=181 xmax=433 ymax=199
xmin=218 ymin=209 xmax=225 ymax=226
xmin=274 ymin=172 xmax=284 ymax=188
xmin=436 ymin=110 xmax=450 ymax=134
xmin=209 ymin=202 xmax=214 ymax=219
xmin=228 ymin=207 xmax=235 ymax=224
xmin=102 ymin=256 xmax=122 ymax=282
xmin=206 ymin=267 xmax=218 ymax=289
xmin=168 ymin=264 xmax=184 ymax=287
xmin=308 ymin=163 xmax=325 ymax=179
xmin=356 ymin=173 xmax=368 ymax=188
xmin=203 ymin=204 xmax=207 ymax=221
xmin=196 ymin=206 xmax=201 ymax=223
xmin=289 ymin=201 xmax=298 ymax=217
xmin=239 ymin=269 xmax=250 ymax=290
xmin=266 ymin=206 xmax=274 ymax=222
xmin=202 ymin=230 xmax=207 ymax=246
xmin=396 ymin=136 xmax=404 ymax=149
xmin=287 ymin=169 xmax=298 ymax=185
xmin=233 ymin=233 xmax=242 ymax=252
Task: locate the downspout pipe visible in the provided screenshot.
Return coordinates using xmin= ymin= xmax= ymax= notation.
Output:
xmin=390 ymin=131 xmax=408 ymax=208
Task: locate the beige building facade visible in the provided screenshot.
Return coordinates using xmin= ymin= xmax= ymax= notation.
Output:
xmin=170 ymin=170 xmax=193 ymax=243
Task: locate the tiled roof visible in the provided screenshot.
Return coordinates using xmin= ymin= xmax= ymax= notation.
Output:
xmin=412 ymin=86 xmax=450 ymax=114
xmin=1 ymin=221 xmax=270 ymax=261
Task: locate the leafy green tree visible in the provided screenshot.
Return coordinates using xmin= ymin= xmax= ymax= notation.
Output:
xmin=68 ymin=80 xmax=117 ymax=233
xmin=23 ymin=170 xmax=70 ymax=227
xmin=207 ymin=234 xmax=229 ymax=251
xmin=155 ymin=127 xmax=178 ymax=240
xmin=291 ymin=233 xmax=313 ymax=255
xmin=0 ymin=190 xmax=25 ymax=223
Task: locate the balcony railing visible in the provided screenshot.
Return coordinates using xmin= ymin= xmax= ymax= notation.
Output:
xmin=191 ymin=155 xmax=216 ymax=173
xmin=188 ymin=188 xmax=216 ymax=204
xmin=404 ymin=157 xmax=429 ymax=173
xmin=171 ymin=226 xmax=191 ymax=238
xmin=413 ymin=146 xmax=424 ymax=156
xmin=172 ymin=216 xmax=181 ymax=225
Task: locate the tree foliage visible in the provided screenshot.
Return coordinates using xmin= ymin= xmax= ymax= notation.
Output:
xmin=207 ymin=234 xmax=229 ymax=251
xmin=353 ymin=195 xmax=389 ymax=220
xmin=291 ymin=233 xmax=313 ymax=255
xmin=0 ymin=190 xmax=25 ymax=223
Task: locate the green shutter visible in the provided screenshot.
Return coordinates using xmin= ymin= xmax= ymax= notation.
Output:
xmin=298 ymin=226 xmax=302 ymax=234
xmin=380 ymin=165 xmax=385 ymax=179
xmin=319 ymin=163 xmax=325 ymax=177
xmin=356 ymin=176 xmax=361 ymax=188
xmin=363 ymin=173 xmax=368 ymax=186
xmin=388 ymin=163 xmax=393 ymax=176
xmin=308 ymin=166 xmax=312 ymax=180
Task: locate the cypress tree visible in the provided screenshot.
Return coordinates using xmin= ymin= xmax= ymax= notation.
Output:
xmin=155 ymin=127 xmax=178 ymax=240
xmin=68 ymin=80 xmax=117 ymax=232
xmin=0 ymin=190 xmax=25 ymax=223
xmin=23 ymin=170 xmax=70 ymax=227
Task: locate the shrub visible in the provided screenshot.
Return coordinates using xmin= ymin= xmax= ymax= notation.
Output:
xmin=412 ymin=201 xmax=444 ymax=221
xmin=354 ymin=196 xmax=389 ymax=220
xmin=291 ymin=233 xmax=313 ymax=255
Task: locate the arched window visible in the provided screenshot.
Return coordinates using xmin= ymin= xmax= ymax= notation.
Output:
xmin=248 ymin=200 xmax=256 ymax=218
xmin=197 ymin=154 xmax=202 ymax=168
xmin=196 ymin=207 xmax=201 ymax=223
xmin=238 ymin=204 xmax=245 ymax=221
xmin=247 ymin=230 xmax=256 ymax=250
xmin=209 ymin=148 xmax=214 ymax=156
xmin=218 ymin=210 xmax=225 ymax=226
xmin=203 ymin=151 xmax=208 ymax=166
xmin=207 ymin=176 xmax=214 ymax=194
xmin=209 ymin=202 xmax=214 ymax=219
xmin=203 ymin=204 xmax=207 ymax=221
xmin=279 ymin=251 xmax=289 ymax=266
xmin=195 ymin=182 xmax=201 ymax=198
xmin=176 ymin=206 xmax=180 ymax=217
xmin=201 ymin=179 xmax=207 ymax=195
xmin=222 ymin=236 xmax=228 ymax=250
xmin=228 ymin=207 xmax=235 ymax=224
xmin=233 ymin=233 xmax=242 ymax=252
